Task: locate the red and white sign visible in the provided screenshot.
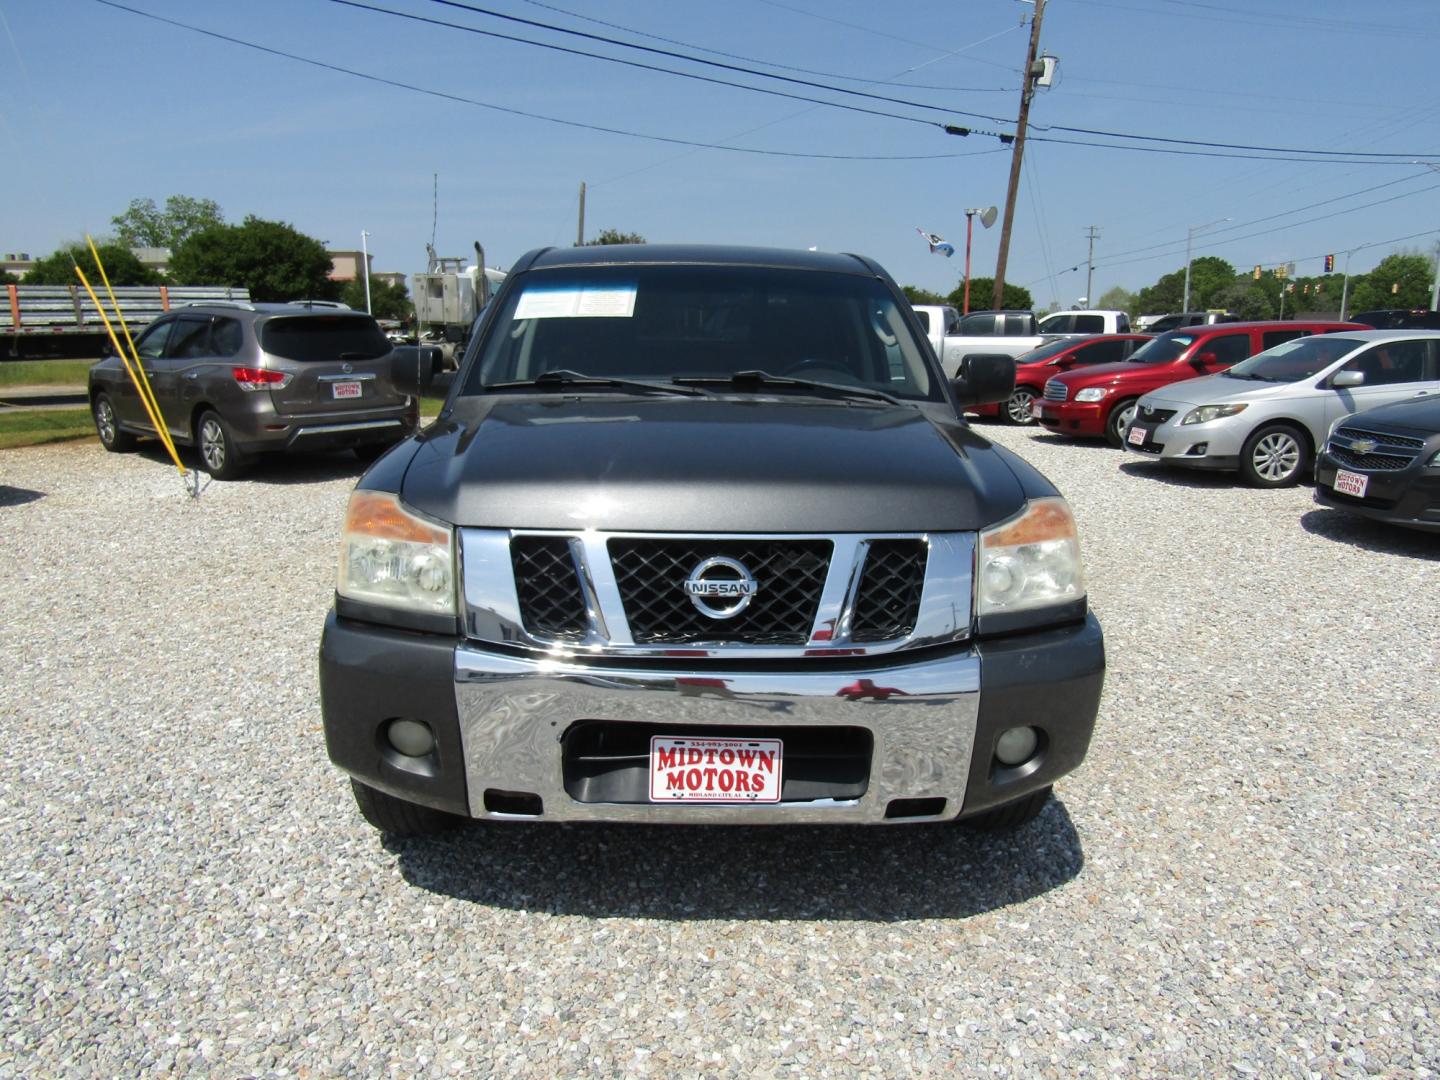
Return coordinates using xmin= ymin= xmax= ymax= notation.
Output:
xmin=1127 ymin=425 xmax=1147 ymax=446
xmin=332 ymin=381 xmax=362 ymax=399
xmin=1333 ymin=469 xmax=1368 ymax=498
xmin=648 ymin=736 xmax=783 ymax=803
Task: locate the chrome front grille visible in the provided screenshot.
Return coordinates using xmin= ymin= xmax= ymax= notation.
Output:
xmin=1327 ymin=426 xmax=1425 ymax=472
xmin=1333 ymin=426 xmax=1424 ymax=451
xmin=458 ymin=530 xmax=974 ymax=659
xmin=1043 ymin=380 xmax=1068 ymax=402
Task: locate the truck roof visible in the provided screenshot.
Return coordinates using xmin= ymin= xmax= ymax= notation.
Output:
xmin=517 ymin=244 xmax=881 ymax=276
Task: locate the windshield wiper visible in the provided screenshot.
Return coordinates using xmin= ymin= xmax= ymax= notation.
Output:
xmin=673 ymin=370 xmax=903 ymax=406
xmin=483 ymin=369 xmax=704 ymax=396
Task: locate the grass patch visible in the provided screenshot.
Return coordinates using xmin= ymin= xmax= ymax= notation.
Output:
xmin=0 ymin=408 xmax=95 ymax=450
xmin=0 ymin=360 xmax=95 ymax=388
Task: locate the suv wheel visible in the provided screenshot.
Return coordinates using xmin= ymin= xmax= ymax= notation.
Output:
xmin=962 ymin=786 xmax=1052 ymax=831
xmin=350 ymin=780 xmax=465 ymax=837
xmin=197 ymin=410 xmax=249 ymax=480
xmin=1241 ymin=423 xmax=1306 ymax=487
xmin=1105 ymin=399 xmax=1138 ymax=448
xmin=1003 ymin=386 xmax=1038 ymax=425
xmin=93 ymin=394 xmax=136 ymax=452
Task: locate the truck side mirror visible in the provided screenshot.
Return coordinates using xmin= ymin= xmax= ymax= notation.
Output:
xmin=951 ymin=353 xmax=1016 ymax=408
xmin=391 ymin=345 xmax=452 ymax=399
xmin=1191 ymin=350 xmax=1218 ymax=366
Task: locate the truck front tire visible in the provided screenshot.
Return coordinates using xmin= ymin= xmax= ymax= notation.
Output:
xmin=349 ymin=779 xmax=466 ymax=837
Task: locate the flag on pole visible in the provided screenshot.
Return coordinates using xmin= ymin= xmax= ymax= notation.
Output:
xmin=916 ymin=227 xmax=955 ymax=258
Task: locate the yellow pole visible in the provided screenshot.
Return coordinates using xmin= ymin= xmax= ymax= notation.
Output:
xmin=73 ymin=265 xmax=187 ymax=476
xmin=84 ymin=237 xmax=180 ymax=464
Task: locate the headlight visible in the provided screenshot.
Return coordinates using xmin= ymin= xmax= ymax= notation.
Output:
xmin=338 ymin=490 xmax=456 ymax=616
xmin=976 ymin=497 xmax=1086 ymax=616
xmin=1074 ymin=387 xmax=1108 ymax=402
xmin=1181 ymin=403 xmax=1248 ymax=425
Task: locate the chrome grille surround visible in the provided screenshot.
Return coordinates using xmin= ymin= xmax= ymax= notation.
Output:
xmin=460 ymin=529 xmax=973 ymax=660
xmin=1043 ymin=380 xmax=1068 ymax=402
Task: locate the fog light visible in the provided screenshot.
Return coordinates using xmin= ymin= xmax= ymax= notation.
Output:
xmin=1188 ymin=443 xmax=1208 ymax=456
xmin=995 ymin=725 xmax=1039 ymax=766
xmin=386 ymin=719 xmax=435 ymax=757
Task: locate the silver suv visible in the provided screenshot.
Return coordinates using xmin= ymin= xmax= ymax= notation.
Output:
xmin=89 ymin=302 xmax=416 ymax=478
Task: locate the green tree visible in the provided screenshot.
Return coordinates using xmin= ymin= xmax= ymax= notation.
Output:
xmin=111 ymin=195 xmax=225 ymax=249
xmin=1097 ymin=285 xmax=1136 ymax=315
xmin=901 ymin=285 xmax=946 ymax=305
xmin=23 ymin=242 xmax=162 ymax=287
xmin=169 ymin=216 xmax=337 ymax=302
xmin=0 ymin=269 xmax=18 ymax=286
xmin=1346 ymin=252 xmax=1434 ymax=312
xmin=339 ymin=278 xmax=412 ymax=321
xmin=583 ymin=228 xmax=646 ymax=246
xmin=1136 ymin=256 xmax=1235 ymax=314
xmin=945 ymin=277 xmax=1032 ymax=311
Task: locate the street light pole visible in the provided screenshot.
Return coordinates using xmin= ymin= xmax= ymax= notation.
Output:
xmin=963 ymin=209 xmax=977 ymax=315
xmin=360 ymin=229 xmax=372 ymax=314
xmin=1181 ymin=217 xmax=1230 ymax=313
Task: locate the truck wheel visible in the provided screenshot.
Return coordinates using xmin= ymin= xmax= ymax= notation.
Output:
xmin=93 ymin=394 xmax=137 ymax=452
xmin=1003 ymin=386 xmax=1038 ymax=425
xmin=961 ymin=786 xmax=1052 ymax=831
xmin=1240 ymin=423 xmax=1305 ymax=487
xmin=197 ymin=409 xmax=249 ymax=480
xmin=1105 ymin=399 xmax=1138 ymax=448
xmin=350 ymin=779 xmax=465 ymax=837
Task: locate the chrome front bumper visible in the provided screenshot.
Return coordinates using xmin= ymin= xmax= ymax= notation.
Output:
xmin=454 ymin=646 xmax=981 ymax=824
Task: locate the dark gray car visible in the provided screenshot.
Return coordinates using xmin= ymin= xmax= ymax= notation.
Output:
xmin=88 ymin=302 xmax=417 ymax=478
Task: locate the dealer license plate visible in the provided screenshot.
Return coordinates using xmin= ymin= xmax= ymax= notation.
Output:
xmin=648 ymin=736 xmax=783 ymax=803
xmin=332 ymin=381 xmax=362 ymax=399
xmin=1333 ymin=469 xmax=1368 ymax=498
xmin=1031 ymin=402 xmax=1044 ymax=419
xmin=1127 ymin=424 xmax=1147 ymax=446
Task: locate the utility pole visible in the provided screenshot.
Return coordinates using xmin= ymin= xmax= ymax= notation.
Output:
xmin=992 ymin=0 xmax=1046 ymax=310
xmin=1083 ymin=225 xmax=1099 ymax=305
xmin=577 ymin=182 xmax=586 ymax=246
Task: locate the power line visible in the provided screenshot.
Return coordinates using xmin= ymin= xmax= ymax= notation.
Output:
xmin=89 ymin=0 xmax=995 ymax=161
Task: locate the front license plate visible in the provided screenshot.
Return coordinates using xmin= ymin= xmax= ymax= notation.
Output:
xmin=1333 ymin=469 xmax=1368 ymax=498
xmin=1031 ymin=402 xmax=1044 ymax=418
xmin=648 ymin=736 xmax=783 ymax=803
xmin=332 ymin=381 xmax=362 ymax=399
xmin=1127 ymin=424 xmax=1147 ymax=446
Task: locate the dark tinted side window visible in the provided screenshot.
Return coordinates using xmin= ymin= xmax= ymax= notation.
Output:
xmin=1342 ymin=340 xmax=1434 ymax=385
xmin=212 ymin=317 xmax=244 ymax=357
xmin=1075 ymin=338 xmax=1127 ymax=364
xmin=914 ymin=310 xmax=931 ymax=332
xmin=1205 ymin=333 xmax=1252 ymax=366
xmin=1074 ymin=315 xmax=1104 ymax=333
xmin=1115 ymin=314 xmax=1130 ymax=332
xmin=959 ymin=313 xmax=999 ymax=335
xmin=1003 ymin=314 xmax=1034 ymax=335
xmin=259 ymin=315 xmax=389 ymax=362
xmin=167 ymin=317 xmax=213 ymax=359
xmin=1262 ymin=329 xmax=1306 ymax=350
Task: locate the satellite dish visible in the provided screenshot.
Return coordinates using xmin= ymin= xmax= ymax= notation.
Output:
xmin=980 ymin=206 xmax=998 ymax=229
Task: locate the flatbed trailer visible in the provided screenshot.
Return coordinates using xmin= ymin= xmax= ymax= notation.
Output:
xmin=3 ymin=283 xmax=251 ymax=359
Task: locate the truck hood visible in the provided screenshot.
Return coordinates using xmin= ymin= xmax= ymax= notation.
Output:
xmin=396 ymin=395 xmax=1029 ymax=532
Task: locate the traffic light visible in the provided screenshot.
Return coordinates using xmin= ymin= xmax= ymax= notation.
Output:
xmin=1323 ymin=253 xmax=1335 ymax=273
xmin=1253 ymin=265 xmax=1262 ymax=279
xmin=1276 ymin=264 xmax=1287 ymax=280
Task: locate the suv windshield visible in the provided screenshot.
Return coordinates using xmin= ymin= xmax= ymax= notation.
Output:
xmin=1224 ymin=335 xmax=1362 ymax=382
xmin=466 ymin=265 xmax=940 ymax=400
xmin=260 ymin=315 xmax=391 ymax=362
xmin=1126 ymin=333 xmax=1195 ymax=364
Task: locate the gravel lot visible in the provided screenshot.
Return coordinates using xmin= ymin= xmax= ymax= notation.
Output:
xmin=2 ymin=428 xmax=1436 ymax=1078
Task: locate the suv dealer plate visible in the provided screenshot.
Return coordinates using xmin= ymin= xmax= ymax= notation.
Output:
xmin=332 ymin=381 xmax=362 ymax=399
xmin=648 ymin=736 xmax=783 ymax=803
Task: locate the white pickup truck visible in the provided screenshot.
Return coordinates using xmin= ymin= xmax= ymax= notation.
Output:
xmin=912 ymin=306 xmax=1132 ymax=379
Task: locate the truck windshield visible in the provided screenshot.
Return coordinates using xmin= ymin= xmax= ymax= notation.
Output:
xmin=466 ymin=265 xmax=940 ymax=400
xmin=1223 ymin=335 xmax=1362 ymax=382
xmin=1126 ymin=333 xmax=1195 ymax=364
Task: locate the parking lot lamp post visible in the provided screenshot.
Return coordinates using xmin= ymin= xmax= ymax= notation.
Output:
xmin=360 ymin=230 xmax=372 ymax=315
xmin=1182 ymin=217 xmax=1229 ymax=313
xmin=963 ymin=209 xmax=977 ymax=315
xmin=1339 ymin=249 xmax=1354 ymax=320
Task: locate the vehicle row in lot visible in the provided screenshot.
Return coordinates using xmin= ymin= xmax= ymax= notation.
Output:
xmin=1031 ymin=320 xmax=1364 ymax=447
xmin=969 ymin=334 xmax=1153 ymax=424
xmin=88 ymin=302 xmax=417 ymax=478
xmin=1314 ymin=395 xmax=1440 ymax=532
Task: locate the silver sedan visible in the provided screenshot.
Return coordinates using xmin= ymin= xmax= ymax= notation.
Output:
xmin=1123 ymin=329 xmax=1440 ymax=486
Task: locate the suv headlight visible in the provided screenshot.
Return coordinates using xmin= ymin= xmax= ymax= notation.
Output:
xmin=1181 ymin=403 xmax=1247 ymax=425
xmin=976 ymin=497 xmax=1086 ymax=616
xmin=338 ymin=491 xmax=456 ymax=616
xmin=1074 ymin=387 xmax=1107 ymax=402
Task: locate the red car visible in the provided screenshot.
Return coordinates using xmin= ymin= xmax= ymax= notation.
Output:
xmin=969 ymin=334 xmax=1153 ymax=424
xmin=1031 ymin=320 xmax=1365 ymax=446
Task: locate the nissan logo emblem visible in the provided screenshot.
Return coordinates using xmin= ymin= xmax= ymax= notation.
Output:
xmin=683 ymin=556 xmax=759 ymax=620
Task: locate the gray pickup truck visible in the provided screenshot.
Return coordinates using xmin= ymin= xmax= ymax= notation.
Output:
xmin=320 ymin=245 xmax=1104 ymax=836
